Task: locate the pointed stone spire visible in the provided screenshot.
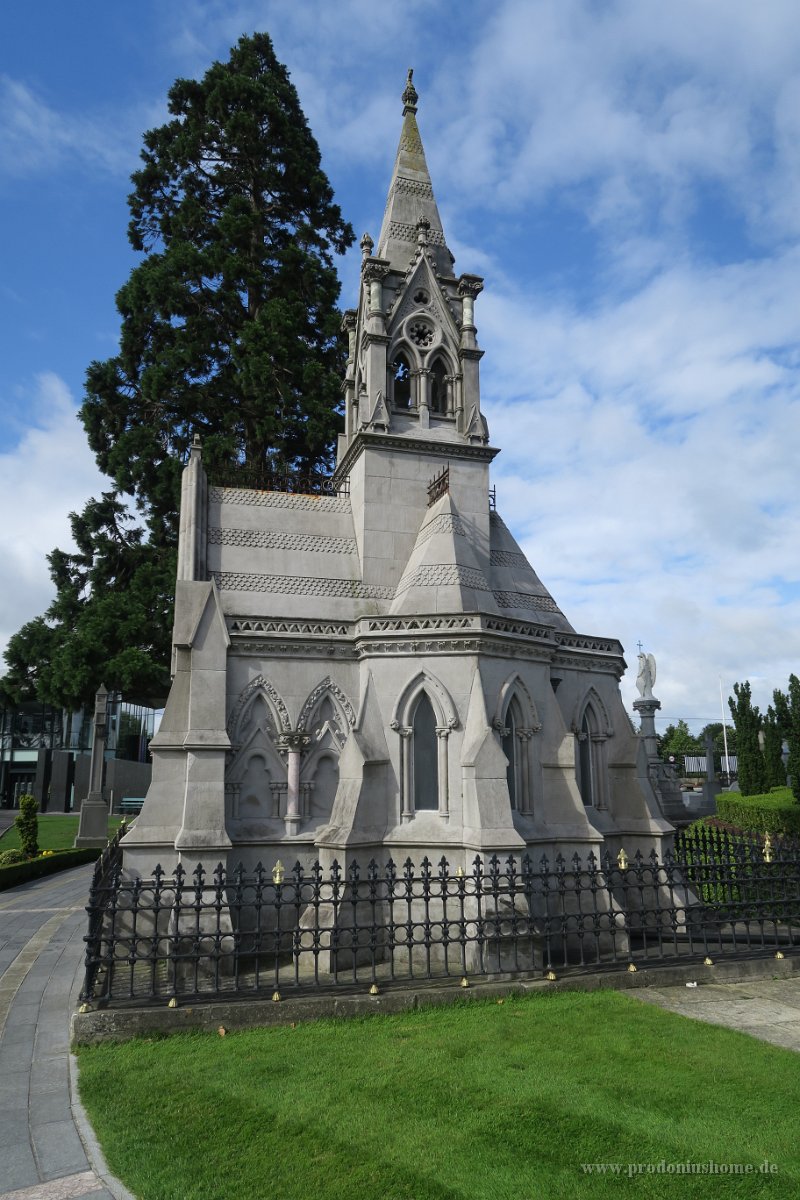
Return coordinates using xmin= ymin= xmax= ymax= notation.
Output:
xmin=377 ymin=70 xmax=455 ymax=277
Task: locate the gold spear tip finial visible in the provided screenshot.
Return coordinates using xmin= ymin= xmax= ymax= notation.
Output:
xmin=402 ymin=68 xmax=418 ymax=113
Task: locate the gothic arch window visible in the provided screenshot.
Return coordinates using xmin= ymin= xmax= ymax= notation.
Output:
xmin=578 ymin=707 xmax=596 ymax=807
xmin=494 ymin=673 xmax=541 ymax=817
xmin=429 ymin=356 xmax=448 ymax=414
xmin=296 ymin=678 xmax=355 ymax=828
xmin=227 ymin=675 xmax=290 ymax=750
xmin=225 ymin=684 xmax=288 ymax=824
xmin=502 ymin=697 xmax=522 ymax=811
xmin=573 ymin=690 xmax=611 ymax=810
xmin=391 ymin=669 xmax=458 ymax=821
xmin=390 ymin=350 xmax=413 ymax=409
xmin=412 ymin=693 xmax=439 ymax=811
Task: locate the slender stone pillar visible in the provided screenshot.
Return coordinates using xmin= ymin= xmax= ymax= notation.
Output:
xmin=74 ymin=685 xmax=111 ymax=848
xmin=281 ymin=733 xmax=310 ymax=834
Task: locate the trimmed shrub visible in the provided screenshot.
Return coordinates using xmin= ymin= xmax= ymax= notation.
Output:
xmin=0 ymin=847 xmax=27 ymax=865
xmin=0 ymin=847 xmax=101 ymax=891
xmin=15 ymin=793 xmax=39 ymax=858
xmin=716 ymin=789 xmax=800 ymax=836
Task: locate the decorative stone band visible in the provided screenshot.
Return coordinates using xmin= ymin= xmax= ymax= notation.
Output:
xmin=386 ymin=220 xmax=446 ymax=246
xmin=228 ymin=618 xmax=351 ymax=637
xmin=490 ymin=549 xmax=532 ymax=568
xmin=363 ymin=614 xmax=477 ymax=633
xmin=212 ymin=571 xmax=395 ymax=600
xmin=209 ymin=486 xmax=351 ymax=512
xmin=209 ymin=527 xmax=358 ymax=555
xmin=394 ymin=563 xmax=491 ymax=596
xmin=415 ymin=512 xmax=466 ymax=546
xmin=493 ymin=590 xmax=563 ymax=614
xmin=556 ymin=633 xmax=623 ymax=655
xmin=394 ymin=176 xmax=434 ymax=199
xmin=399 ymin=128 xmax=424 ymax=154
xmin=225 ymin=611 xmax=622 ymax=658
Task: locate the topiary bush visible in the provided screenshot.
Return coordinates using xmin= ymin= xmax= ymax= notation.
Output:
xmin=0 ymin=847 xmax=27 ymax=865
xmin=14 ymin=793 xmax=39 ymax=858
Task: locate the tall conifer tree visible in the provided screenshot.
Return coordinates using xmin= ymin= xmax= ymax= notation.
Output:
xmin=728 ymin=681 xmax=767 ymax=797
xmin=2 ymin=34 xmax=353 ymax=708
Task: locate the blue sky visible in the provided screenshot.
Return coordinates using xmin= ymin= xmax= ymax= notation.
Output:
xmin=2 ymin=0 xmax=799 ymax=730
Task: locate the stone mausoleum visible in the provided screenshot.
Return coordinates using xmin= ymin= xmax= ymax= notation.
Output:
xmin=122 ymin=73 xmax=672 ymax=880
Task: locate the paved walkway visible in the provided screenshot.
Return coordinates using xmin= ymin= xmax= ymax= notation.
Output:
xmin=2 ymin=865 xmax=800 ymax=1200
xmin=631 ymin=976 xmax=800 ymax=1051
xmin=0 ymin=864 xmax=131 ymax=1200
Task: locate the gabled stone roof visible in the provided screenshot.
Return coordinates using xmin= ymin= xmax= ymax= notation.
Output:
xmin=390 ymin=491 xmax=495 ymax=615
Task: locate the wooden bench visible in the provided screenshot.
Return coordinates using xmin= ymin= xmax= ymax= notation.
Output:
xmin=119 ymin=797 xmax=145 ymax=816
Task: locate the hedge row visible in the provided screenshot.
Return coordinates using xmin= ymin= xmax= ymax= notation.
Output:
xmin=716 ymin=788 xmax=800 ymax=836
xmin=0 ymin=847 xmax=101 ymax=892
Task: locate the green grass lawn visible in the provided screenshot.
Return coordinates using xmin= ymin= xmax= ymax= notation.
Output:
xmin=77 ymin=989 xmax=800 ymax=1200
xmin=0 ymin=813 xmax=125 ymax=851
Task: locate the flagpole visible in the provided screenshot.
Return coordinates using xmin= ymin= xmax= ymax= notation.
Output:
xmin=719 ymin=677 xmax=731 ymax=780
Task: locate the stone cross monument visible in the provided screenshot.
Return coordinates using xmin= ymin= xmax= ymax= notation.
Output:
xmin=74 ymin=685 xmax=111 ymax=848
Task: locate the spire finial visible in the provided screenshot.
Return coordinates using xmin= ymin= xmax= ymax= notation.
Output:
xmin=402 ymin=68 xmax=418 ymax=114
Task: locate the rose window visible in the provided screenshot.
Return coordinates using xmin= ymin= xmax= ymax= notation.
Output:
xmin=409 ymin=321 xmax=434 ymax=347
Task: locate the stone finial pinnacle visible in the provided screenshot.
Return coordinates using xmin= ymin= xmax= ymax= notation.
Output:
xmin=402 ymin=68 xmax=418 ymax=114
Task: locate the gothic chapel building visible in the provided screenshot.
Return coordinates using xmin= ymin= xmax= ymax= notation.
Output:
xmin=122 ymin=74 xmax=672 ymax=879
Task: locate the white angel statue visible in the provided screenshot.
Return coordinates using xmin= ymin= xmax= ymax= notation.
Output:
xmin=636 ymin=652 xmax=657 ymax=699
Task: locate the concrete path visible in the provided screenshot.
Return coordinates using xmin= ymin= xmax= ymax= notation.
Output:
xmin=0 ymin=812 xmax=17 ymax=837
xmin=631 ymin=977 xmax=800 ymax=1051
xmin=0 ymin=864 xmax=131 ymax=1200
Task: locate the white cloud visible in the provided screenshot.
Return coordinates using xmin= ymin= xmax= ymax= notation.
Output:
xmin=478 ymin=243 xmax=800 ymax=727
xmin=0 ymin=75 xmax=159 ymax=179
xmin=0 ymin=374 xmax=107 ymax=664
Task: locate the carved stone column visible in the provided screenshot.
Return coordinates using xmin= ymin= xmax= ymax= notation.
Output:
xmin=341 ymin=309 xmax=358 ymax=440
xmin=435 ymin=726 xmax=450 ymax=820
xmin=517 ymin=728 xmax=534 ymax=815
xmin=393 ymin=724 xmax=413 ymax=822
xmin=280 ymin=732 xmax=310 ymax=835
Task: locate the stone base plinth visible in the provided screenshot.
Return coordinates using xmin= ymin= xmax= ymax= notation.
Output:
xmin=74 ymin=800 xmax=110 ymax=849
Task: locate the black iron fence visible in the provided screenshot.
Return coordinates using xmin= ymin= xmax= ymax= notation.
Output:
xmin=79 ymin=829 xmax=800 ymax=1008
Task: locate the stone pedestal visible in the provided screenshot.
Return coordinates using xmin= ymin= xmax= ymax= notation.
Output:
xmin=634 ymin=695 xmax=686 ymax=824
xmin=75 ymin=685 xmax=111 ymax=848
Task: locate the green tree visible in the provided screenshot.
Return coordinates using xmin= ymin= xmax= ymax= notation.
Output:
xmin=3 ymin=496 xmax=174 ymax=708
xmin=659 ymin=719 xmax=701 ymax=761
xmin=728 ymin=681 xmax=767 ymax=797
xmin=699 ymin=722 xmax=738 ymax=758
xmin=2 ymin=33 xmax=353 ymax=708
xmin=762 ymin=705 xmax=787 ymax=790
xmin=775 ymin=676 xmax=800 ymax=803
xmin=81 ymin=31 xmax=353 ymax=523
